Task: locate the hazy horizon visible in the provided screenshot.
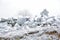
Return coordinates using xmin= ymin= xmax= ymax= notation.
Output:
xmin=0 ymin=0 xmax=60 ymax=18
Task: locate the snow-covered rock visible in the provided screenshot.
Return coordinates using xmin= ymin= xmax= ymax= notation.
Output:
xmin=0 ymin=9 xmax=60 ymax=40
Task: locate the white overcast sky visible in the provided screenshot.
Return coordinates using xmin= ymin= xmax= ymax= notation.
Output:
xmin=0 ymin=0 xmax=60 ymax=18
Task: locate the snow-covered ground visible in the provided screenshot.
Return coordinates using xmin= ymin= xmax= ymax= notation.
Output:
xmin=0 ymin=9 xmax=60 ymax=40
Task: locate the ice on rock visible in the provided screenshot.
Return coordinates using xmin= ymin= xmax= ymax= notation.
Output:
xmin=0 ymin=9 xmax=60 ymax=40
xmin=17 ymin=17 xmax=30 ymax=26
xmin=14 ymin=23 xmax=21 ymax=30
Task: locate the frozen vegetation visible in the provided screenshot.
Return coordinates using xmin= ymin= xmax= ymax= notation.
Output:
xmin=0 ymin=9 xmax=60 ymax=40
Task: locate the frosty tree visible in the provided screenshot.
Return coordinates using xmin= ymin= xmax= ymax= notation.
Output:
xmin=40 ymin=9 xmax=49 ymax=17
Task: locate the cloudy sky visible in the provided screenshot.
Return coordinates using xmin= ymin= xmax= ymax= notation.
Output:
xmin=0 ymin=0 xmax=60 ymax=18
